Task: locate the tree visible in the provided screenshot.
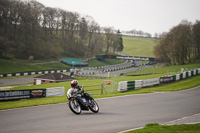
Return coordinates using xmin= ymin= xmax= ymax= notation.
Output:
xmin=154 ymin=32 xmax=172 ymax=65
xmin=193 ymin=20 xmax=200 ymax=60
xmin=0 ymin=36 xmax=15 ymax=58
xmin=104 ymin=27 xmax=115 ymax=55
xmin=87 ymin=20 xmax=100 ymax=58
xmin=154 ymin=20 xmax=199 ymax=65
xmin=154 ymin=33 xmax=158 ymax=38
xmin=117 ymin=30 xmax=123 ymax=52
xmin=0 ymin=0 xmax=124 ymax=60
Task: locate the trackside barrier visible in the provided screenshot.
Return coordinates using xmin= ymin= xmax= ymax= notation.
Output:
xmin=118 ymin=81 xmax=128 ymax=92
xmin=0 ymin=87 xmax=65 ymax=101
xmin=160 ymin=76 xmax=173 ymax=83
xmin=183 ymin=72 xmax=186 ymax=79
xmin=71 ymin=60 xmax=133 ymax=76
xmin=0 ymin=69 xmax=69 ymax=78
xmin=46 ymin=87 xmax=65 ymax=97
xmin=127 ymin=81 xmax=135 ymax=90
xmin=118 ymin=81 xmax=135 ymax=92
xmin=142 ymin=78 xmax=160 ymax=87
xmin=118 ymin=68 xmax=200 ymax=92
xmin=135 ymin=80 xmax=142 ymax=89
xmin=176 ymin=74 xmax=180 ymax=81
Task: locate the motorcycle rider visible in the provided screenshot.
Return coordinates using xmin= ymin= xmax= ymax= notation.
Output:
xmin=67 ymin=80 xmax=83 ymax=99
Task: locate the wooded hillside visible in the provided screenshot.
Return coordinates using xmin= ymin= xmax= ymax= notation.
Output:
xmin=0 ymin=0 xmax=123 ymax=59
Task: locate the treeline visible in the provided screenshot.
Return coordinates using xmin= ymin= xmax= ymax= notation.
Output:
xmin=154 ymin=20 xmax=200 ymax=65
xmin=0 ymin=0 xmax=123 ymax=59
xmin=122 ymin=29 xmax=152 ymax=38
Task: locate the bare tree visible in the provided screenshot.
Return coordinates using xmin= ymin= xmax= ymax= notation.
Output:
xmin=104 ymin=27 xmax=115 ymax=54
xmin=154 ymin=20 xmax=199 ymax=65
xmin=193 ymin=20 xmax=200 ymax=60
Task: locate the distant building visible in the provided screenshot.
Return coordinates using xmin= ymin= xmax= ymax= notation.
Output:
xmin=34 ymin=73 xmax=75 ymax=85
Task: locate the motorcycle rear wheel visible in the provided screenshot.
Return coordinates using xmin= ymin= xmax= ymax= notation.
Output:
xmin=69 ymin=99 xmax=82 ymax=115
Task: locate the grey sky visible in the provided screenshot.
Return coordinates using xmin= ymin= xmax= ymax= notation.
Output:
xmin=37 ymin=0 xmax=200 ymax=35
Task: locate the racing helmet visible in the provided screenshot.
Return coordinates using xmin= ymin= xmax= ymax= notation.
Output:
xmin=71 ymin=80 xmax=78 ymax=88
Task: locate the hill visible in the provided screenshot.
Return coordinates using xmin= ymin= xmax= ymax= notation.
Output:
xmin=0 ymin=36 xmax=157 ymax=75
xmin=123 ymin=36 xmax=157 ymax=57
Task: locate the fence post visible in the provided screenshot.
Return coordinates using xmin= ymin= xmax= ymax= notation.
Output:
xmin=101 ymin=82 xmax=103 ymax=95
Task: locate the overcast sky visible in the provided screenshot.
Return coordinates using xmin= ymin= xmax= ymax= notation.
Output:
xmin=37 ymin=0 xmax=200 ymax=35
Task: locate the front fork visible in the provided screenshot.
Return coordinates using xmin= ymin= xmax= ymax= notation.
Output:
xmin=89 ymin=98 xmax=95 ymax=107
xmin=69 ymin=98 xmax=78 ymax=107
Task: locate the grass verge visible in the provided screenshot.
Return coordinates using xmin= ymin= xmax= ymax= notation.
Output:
xmin=88 ymin=59 xmax=124 ymax=67
xmin=124 ymin=123 xmax=200 ymax=133
xmin=124 ymin=62 xmax=200 ymax=77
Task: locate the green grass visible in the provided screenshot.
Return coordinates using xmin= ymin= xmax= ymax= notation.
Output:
xmin=123 ymin=36 xmax=157 ymax=57
xmin=0 ymin=58 xmax=124 ymax=75
xmin=88 ymin=59 xmax=124 ymax=67
xmin=124 ymin=62 xmax=200 ymax=78
xmin=125 ymin=123 xmax=200 ymax=133
xmin=0 ymin=59 xmax=70 ymax=75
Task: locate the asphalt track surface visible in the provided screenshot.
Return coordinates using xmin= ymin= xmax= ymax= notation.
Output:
xmin=1 ymin=86 xmax=200 ymax=133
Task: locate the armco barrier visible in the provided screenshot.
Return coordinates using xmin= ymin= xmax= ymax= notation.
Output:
xmin=118 ymin=68 xmax=200 ymax=92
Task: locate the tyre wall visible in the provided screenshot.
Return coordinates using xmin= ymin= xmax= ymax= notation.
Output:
xmin=118 ymin=68 xmax=200 ymax=92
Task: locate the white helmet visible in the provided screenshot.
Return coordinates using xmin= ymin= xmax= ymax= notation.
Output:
xmin=71 ymin=80 xmax=78 ymax=88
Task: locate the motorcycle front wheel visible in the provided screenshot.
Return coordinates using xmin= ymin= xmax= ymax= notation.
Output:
xmin=89 ymin=99 xmax=99 ymax=113
xmin=69 ymin=99 xmax=81 ymax=115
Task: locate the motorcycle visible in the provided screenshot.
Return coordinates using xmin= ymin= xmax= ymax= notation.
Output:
xmin=68 ymin=88 xmax=99 ymax=115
